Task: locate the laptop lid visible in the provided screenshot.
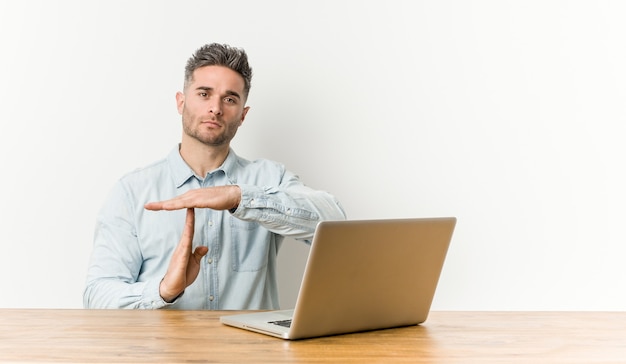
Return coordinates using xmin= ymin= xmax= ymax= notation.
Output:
xmin=220 ymin=217 xmax=456 ymax=340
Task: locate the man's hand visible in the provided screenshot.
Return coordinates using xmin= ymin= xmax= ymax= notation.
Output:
xmin=144 ymin=185 xmax=241 ymax=212
xmin=159 ymin=208 xmax=208 ymax=303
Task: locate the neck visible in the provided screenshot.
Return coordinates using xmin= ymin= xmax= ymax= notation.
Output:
xmin=179 ymin=136 xmax=230 ymax=177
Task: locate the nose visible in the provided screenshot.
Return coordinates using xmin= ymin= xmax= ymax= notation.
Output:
xmin=208 ymin=98 xmax=222 ymax=116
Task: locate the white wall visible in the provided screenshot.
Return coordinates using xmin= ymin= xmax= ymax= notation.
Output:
xmin=1 ymin=0 xmax=624 ymax=311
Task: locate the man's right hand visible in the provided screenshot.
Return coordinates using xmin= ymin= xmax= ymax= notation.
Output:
xmin=159 ymin=208 xmax=209 ymax=303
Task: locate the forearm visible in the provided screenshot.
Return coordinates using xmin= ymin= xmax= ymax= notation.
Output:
xmin=83 ymin=277 xmax=171 ymax=309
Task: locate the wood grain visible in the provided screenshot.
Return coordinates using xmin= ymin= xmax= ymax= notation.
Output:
xmin=0 ymin=310 xmax=624 ymax=363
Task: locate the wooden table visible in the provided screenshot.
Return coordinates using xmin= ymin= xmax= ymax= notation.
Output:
xmin=0 ymin=309 xmax=624 ymax=363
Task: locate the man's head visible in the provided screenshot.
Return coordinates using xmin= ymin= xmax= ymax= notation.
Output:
xmin=184 ymin=43 xmax=252 ymax=100
xmin=176 ymin=43 xmax=252 ymax=150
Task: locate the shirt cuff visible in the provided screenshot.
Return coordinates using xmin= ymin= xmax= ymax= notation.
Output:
xmin=143 ymin=278 xmax=181 ymax=309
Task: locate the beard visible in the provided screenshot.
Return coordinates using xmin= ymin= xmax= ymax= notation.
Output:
xmin=181 ymin=108 xmax=240 ymax=147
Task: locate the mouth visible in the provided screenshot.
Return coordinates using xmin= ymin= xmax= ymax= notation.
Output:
xmin=201 ymin=120 xmax=221 ymax=128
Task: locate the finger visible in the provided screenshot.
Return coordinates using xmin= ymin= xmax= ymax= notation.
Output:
xmin=144 ymin=201 xmax=164 ymax=210
xmin=186 ymin=246 xmax=209 ymax=286
xmin=167 ymin=208 xmax=195 ymax=268
xmin=144 ymin=190 xmax=191 ymax=210
xmin=144 ymin=199 xmax=186 ymax=211
xmin=171 ymin=208 xmax=194 ymax=255
xmin=182 ymin=208 xmax=195 ymax=251
xmin=192 ymin=246 xmax=209 ymax=264
xmin=145 ymin=196 xmax=202 ymax=210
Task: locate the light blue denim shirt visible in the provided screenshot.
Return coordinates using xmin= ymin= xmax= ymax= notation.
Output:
xmin=83 ymin=145 xmax=346 ymax=310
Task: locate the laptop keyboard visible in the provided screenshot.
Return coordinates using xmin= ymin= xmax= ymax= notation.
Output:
xmin=268 ymin=319 xmax=292 ymax=328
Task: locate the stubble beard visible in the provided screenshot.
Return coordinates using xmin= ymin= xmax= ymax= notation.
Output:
xmin=182 ymin=111 xmax=239 ymax=147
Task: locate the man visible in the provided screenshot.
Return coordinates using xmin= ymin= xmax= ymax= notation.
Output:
xmin=83 ymin=43 xmax=346 ymax=310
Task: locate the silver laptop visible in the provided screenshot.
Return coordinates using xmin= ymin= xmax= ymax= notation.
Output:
xmin=220 ymin=217 xmax=456 ymax=340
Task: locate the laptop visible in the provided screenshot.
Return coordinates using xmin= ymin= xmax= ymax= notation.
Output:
xmin=220 ymin=217 xmax=456 ymax=340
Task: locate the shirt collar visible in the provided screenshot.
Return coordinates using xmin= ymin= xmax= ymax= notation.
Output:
xmin=167 ymin=144 xmax=240 ymax=188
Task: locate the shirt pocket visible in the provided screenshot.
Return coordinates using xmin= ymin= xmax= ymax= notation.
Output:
xmin=230 ymin=218 xmax=270 ymax=272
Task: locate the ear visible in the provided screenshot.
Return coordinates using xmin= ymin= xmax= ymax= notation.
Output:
xmin=239 ymin=106 xmax=250 ymax=126
xmin=175 ymin=91 xmax=185 ymax=115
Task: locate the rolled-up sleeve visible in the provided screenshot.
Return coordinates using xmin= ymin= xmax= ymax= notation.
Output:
xmin=231 ymin=169 xmax=346 ymax=242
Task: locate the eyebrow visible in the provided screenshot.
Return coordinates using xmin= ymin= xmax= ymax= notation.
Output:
xmin=195 ymin=86 xmax=242 ymax=100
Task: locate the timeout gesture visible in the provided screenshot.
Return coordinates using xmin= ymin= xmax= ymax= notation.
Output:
xmin=145 ymin=185 xmax=241 ymax=212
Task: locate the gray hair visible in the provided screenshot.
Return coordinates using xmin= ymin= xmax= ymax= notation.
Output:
xmin=184 ymin=43 xmax=253 ymax=98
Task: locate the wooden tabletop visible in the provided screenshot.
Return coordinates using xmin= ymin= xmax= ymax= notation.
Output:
xmin=0 ymin=309 xmax=624 ymax=363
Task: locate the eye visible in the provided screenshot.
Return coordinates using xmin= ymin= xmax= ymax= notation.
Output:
xmin=224 ymin=97 xmax=237 ymax=104
xmin=199 ymin=92 xmax=208 ymax=97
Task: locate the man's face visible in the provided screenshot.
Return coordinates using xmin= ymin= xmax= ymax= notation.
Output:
xmin=177 ymin=65 xmax=249 ymax=147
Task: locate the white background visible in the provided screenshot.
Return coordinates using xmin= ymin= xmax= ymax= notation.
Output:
xmin=1 ymin=0 xmax=624 ymax=310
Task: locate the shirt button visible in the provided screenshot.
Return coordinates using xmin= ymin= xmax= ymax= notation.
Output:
xmin=207 ymin=258 xmax=213 ymax=264
xmin=209 ymin=295 xmax=214 ymax=301
xmin=208 ymin=221 xmax=214 ymax=227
